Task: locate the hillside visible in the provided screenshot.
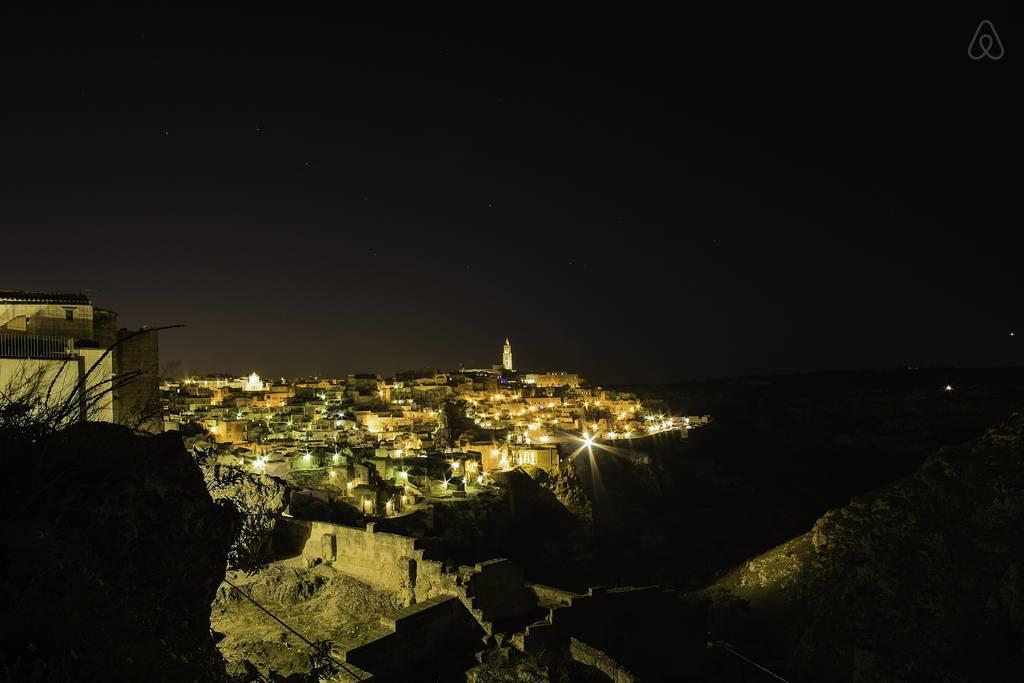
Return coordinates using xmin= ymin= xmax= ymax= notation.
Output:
xmin=590 ymin=368 xmax=1024 ymax=588
xmin=693 ymin=411 xmax=1024 ymax=681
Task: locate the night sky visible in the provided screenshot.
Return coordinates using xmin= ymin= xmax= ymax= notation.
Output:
xmin=1 ymin=6 xmax=1019 ymax=383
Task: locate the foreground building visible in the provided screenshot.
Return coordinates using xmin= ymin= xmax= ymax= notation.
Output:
xmin=0 ymin=290 xmax=161 ymax=430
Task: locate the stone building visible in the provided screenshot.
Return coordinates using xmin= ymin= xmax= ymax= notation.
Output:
xmin=114 ymin=325 xmax=161 ymax=431
xmin=502 ymin=338 xmax=513 ymax=371
xmin=0 ymin=290 xmax=160 ymax=430
xmin=473 ymin=442 xmax=561 ymax=474
xmin=522 ymin=372 xmax=582 ymax=388
xmin=346 ymin=373 xmax=388 ymax=404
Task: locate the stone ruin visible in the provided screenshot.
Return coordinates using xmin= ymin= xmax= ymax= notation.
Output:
xmin=262 ymin=516 xmax=701 ymax=679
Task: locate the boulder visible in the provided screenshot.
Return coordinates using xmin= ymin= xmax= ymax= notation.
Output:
xmin=0 ymin=422 xmax=235 ymax=681
xmin=201 ymin=464 xmax=290 ymax=572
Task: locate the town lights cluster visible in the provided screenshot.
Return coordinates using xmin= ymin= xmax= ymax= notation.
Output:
xmin=165 ymin=341 xmax=708 ymax=524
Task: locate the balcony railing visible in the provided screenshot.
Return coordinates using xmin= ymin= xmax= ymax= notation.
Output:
xmin=0 ymin=333 xmax=76 ymax=360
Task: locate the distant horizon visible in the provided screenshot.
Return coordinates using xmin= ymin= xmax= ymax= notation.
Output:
xmin=160 ymin=363 xmax=1024 ymax=388
xmin=7 ymin=285 xmax=1019 ymax=385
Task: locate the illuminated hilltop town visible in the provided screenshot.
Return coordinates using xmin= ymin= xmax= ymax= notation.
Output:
xmin=162 ymin=338 xmax=708 ymax=517
xmin=2 ymin=290 xmax=716 ymax=678
xmin=0 ymin=289 xmax=709 ymax=521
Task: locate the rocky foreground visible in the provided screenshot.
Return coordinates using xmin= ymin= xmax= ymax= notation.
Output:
xmin=695 ymin=412 xmax=1024 ymax=681
xmin=3 ymin=385 xmax=1023 ymax=680
xmin=0 ymin=422 xmax=235 ymax=681
xmin=212 ymin=564 xmax=402 ymax=678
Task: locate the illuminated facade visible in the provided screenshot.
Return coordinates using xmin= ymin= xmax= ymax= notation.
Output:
xmin=0 ymin=290 xmax=160 ymax=429
xmin=522 ymin=372 xmax=581 ymax=388
xmin=470 ymin=441 xmax=560 ymax=474
xmin=243 ymin=371 xmax=265 ymax=392
xmin=502 ymin=338 xmax=513 ymax=371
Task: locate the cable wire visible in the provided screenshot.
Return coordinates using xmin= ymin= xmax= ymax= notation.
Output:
xmin=222 ymin=577 xmax=367 ymax=680
xmin=714 ymin=641 xmax=791 ymax=682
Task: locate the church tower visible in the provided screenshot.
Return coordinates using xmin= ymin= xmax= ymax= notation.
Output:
xmin=502 ymin=338 xmax=513 ymax=371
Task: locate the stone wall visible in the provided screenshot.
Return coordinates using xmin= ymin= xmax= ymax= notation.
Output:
xmin=570 ymin=638 xmax=638 ymax=683
xmin=294 ymin=520 xmax=537 ymax=630
xmin=344 ymin=595 xmax=483 ymax=678
xmin=463 ymin=558 xmax=536 ymax=624
xmin=411 ymin=555 xmax=460 ymax=604
xmin=299 ymin=521 xmax=419 ymax=602
xmin=295 ymin=521 xmax=465 ymax=606
xmin=513 ymin=586 xmax=661 ymax=654
xmin=512 ymin=586 xmax=703 ymax=679
xmin=113 ymin=327 xmax=160 ymax=432
xmin=529 ymin=582 xmax=579 ymax=607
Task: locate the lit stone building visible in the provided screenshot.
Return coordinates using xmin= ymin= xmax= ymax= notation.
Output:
xmin=346 ymin=373 xmax=389 ymax=404
xmin=502 ymin=338 xmax=513 ymax=371
xmin=522 ymin=372 xmax=581 ymax=388
xmin=243 ymin=371 xmax=266 ymax=392
xmin=472 ymin=441 xmax=561 ymax=474
xmin=0 ymin=290 xmax=160 ymax=430
xmin=205 ymin=418 xmax=248 ymax=444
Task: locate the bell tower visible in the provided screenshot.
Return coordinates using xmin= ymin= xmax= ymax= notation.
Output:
xmin=502 ymin=338 xmax=513 ymax=371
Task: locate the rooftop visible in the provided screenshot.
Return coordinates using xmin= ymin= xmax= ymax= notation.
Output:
xmin=0 ymin=290 xmax=91 ymax=305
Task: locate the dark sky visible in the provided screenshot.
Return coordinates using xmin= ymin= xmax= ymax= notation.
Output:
xmin=1 ymin=6 xmax=1019 ymax=383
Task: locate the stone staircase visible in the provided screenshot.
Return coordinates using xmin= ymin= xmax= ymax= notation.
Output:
xmin=455 ymin=587 xmax=495 ymax=639
xmin=448 ymin=558 xmax=539 ymax=647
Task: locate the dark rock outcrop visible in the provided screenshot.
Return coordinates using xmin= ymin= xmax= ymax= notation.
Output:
xmin=0 ymin=422 xmax=236 ymax=681
xmin=551 ymin=370 xmax=1024 ymax=592
xmin=420 ymin=469 xmax=592 ymax=590
xmin=540 ymin=468 xmax=593 ymax=523
xmin=698 ymin=412 xmax=1024 ymax=681
xmin=202 ymin=464 xmax=290 ymax=571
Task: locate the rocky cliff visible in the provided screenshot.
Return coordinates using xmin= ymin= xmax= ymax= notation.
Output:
xmin=697 ymin=412 xmax=1024 ymax=681
xmin=0 ymin=422 xmax=236 ymax=681
xmin=201 ymin=463 xmax=290 ymax=572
